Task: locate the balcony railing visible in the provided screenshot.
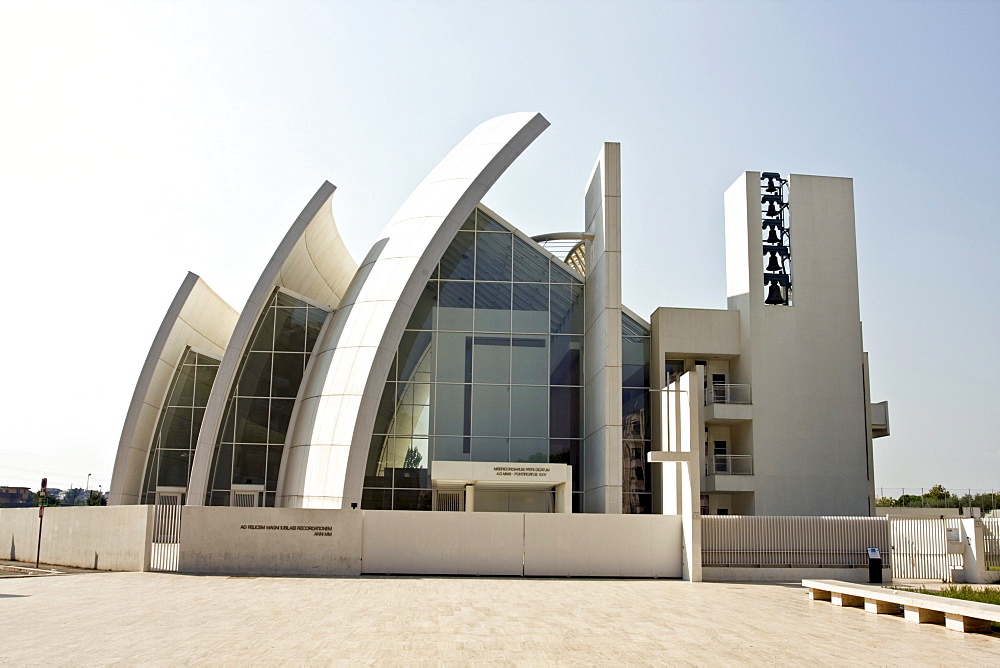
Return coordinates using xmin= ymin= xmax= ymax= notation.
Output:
xmin=706 ymin=454 xmax=754 ymax=476
xmin=706 ymin=383 xmax=751 ymax=405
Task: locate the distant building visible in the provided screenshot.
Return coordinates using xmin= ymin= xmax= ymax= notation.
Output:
xmin=0 ymin=486 xmax=33 ymax=508
xmin=110 ymin=113 xmax=889 ymax=517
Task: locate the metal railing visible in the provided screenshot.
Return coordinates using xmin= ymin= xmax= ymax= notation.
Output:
xmin=707 ymin=383 xmax=751 ymax=405
xmin=706 ymin=454 xmax=753 ymax=476
xmin=701 ymin=515 xmax=891 ymax=567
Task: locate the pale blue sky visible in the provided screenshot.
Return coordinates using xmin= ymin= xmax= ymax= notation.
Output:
xmin=1 ymin=0 xmax=997 ymax=494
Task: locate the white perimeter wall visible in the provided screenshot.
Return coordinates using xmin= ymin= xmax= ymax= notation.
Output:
xmin=0 ymin=506 xmax=152 ymax=571
xmin=176 ymin=509 xmax=683 ymax=578
xmin=179 ymin=507 xmax=362 ymax=576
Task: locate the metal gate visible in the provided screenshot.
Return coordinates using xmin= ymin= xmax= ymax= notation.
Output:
xmin=150 ymin=493 xmax=182 ymax=572
xmin=889 ymin=518 xmax=962 ymax=581
xmin=984 ymin=518 xmax=1000 ymax=571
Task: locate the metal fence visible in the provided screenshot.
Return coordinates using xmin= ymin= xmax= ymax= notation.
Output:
xmin=701 ymin=515 xmax=890 ymax=567
xmin=984 ymin=518 xmax=1000 ymax=571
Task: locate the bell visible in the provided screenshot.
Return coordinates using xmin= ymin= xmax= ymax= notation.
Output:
xmin=766 ymin=252 xmax=783 ymax=273
xmin=765 ymin=282 xmax=786 ymax=305
xmin=764 ymin=177 xmax=778 ymax=193
xmin=765 ymin=202 xmax=779 ymax=217
xmin=764 ymin=227 xmax=782 ymax=244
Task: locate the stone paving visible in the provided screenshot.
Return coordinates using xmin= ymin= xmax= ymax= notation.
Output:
xmin=2 ymin=572 xmax=999 ymax=665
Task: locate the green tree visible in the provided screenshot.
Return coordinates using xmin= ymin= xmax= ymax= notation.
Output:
xmin=61 ymin=487 xmax=87 ymax=506
xmin=86 ymin=491 xmax=106 ymax=506
xmin=402 ymin=444 xmax=423 ymax=469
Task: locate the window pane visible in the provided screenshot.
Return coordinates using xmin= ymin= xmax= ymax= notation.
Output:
xmin=270 ymin=353 xmax=305 ymax=398
xmin=233 ymin=398 xmax=270 ymax=443
xmin=510 ymin=438 xmax=548 ymax=464
xmin=157 ymin=449 xmax=190 ymax=487
xmin=513 ymin=236 xmax=549 ymax=283
xmin=393 ymin=489 xmax=432 ymax=510
xmin=361 ymin=488 xmax=392 ymax=510
xmin=474 ymin=282 xmax=511 ymax=332
xmin=405 ymin=281 xmax=437 ymax=331
xmin=551 ymin=284 xmax=584 ymax=334
xmin=511 ymin=336 xmax=547 ymax=385
xmin=434 ymin=384 xmax=470 ymax=436
xmin=472 ymin=335 xmax=510 ymax=384
xmin=306 ymin=307 xmax=327 ymax=347
xmin=398 ymin=330 xmax=433 ymax=384
xmin=549 ymin=387 xmax=581 ymax=439
xmin=550 ymin=439 xmax=583 ymax=491
xmin=432 ymin=436 xmax=469 ymax=462
xmin=471 ymin=437 xmax=509 ymax=462
xmin=236 ymin=352 xmax=272 ymax=397
xmin=550 ymin=262 xmax=577 ymax=284
xmin=173 ymin=365 xmax=197 ymax=406
xmin=232 ymin=444 xmax=267 ymax=485
xmin=436 ymin=332 xmax=471 ymax=383
xmin=268 ymin=399 xmax=295 ymax=442
xmin=512 ymin=282 xmax=548 ymax=333
xmin=193 ymin=363 xmax=219 ymax=405
xmin=438 ymin=281 xmax=474 ymax=331
xmin=161 ymin=408 xmax=194 ymax=450
xmin=248 ymin=307 xmax=276 ymax=351
xmin=266 ymin=445 xmax=283 ymax=491
xmin=550 ymin=335 xmax=582 ymax=386
xmin=472 ymin=385 xmax=510 ymax=437
xmin=439 ymin=232 xmax=475 ymax=280
xmin=475 ymin=209 xmax=508 ymax=232
xmin=475 ymin=232 xmax=512 ymax=281
xmin=622 ymin=337 xmax=650 ymax=388
xmin=274 ymin=306 xmax=308 ymax=352
xmin=510 ymin=386 xmax=548 ymax=438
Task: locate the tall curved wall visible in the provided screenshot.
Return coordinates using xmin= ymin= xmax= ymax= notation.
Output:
xmin=186 ymin=182 xmax=358 ymax=504
xmin=109 ymin=273 xmax=239 ymax=505
xmin=279 ymin=112 xmax=550 ymax=508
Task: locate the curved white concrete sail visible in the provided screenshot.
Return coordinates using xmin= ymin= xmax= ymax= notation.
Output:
xmin=109 ymin=272 xmax=239 ymax=505
xmin=186 ymin=182 xmax=358 ymax=504
xmin=280 ymin=112 xmax=549 ymax=508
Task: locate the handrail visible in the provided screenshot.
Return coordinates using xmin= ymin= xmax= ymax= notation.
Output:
xmin=706 ymin=383 xmax=751 ymax=405
xmin=706 ymin=454 xmax=753 ymax=476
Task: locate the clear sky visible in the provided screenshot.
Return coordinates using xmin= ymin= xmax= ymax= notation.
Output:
xmin=1 ymin=0 xmax=997 ymax=495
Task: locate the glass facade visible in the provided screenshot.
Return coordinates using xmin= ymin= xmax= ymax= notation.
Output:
xmin=206 ymin=289 xmax=329 ymax=507
xmin=141 ymin=348 xmax=221 ymax=504
xmin=363 ymin=208 xmax=585 ymax=511
xmin=622 ymin=313 xmax=652 ymax=513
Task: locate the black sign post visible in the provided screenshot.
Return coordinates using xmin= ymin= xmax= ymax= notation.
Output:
xmin=36 ymin=477 xmax=47 ymax=569
xmin=867 ymin=547 xmax=882 ymax=584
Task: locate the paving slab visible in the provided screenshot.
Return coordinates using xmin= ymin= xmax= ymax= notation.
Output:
xmin=1 ymin=572 xmax=999 ymax=665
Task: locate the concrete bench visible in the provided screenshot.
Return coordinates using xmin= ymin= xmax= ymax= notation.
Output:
xmin=802 ymin=579 xmax=1000 ymax=634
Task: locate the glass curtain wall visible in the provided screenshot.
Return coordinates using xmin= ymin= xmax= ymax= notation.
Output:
xmin=206 ymin=289 xmax=328 ymax=507
xmin=622 ymin=313 xmax=652 ymax=513
xmin=363 ymin=208 xmax=585 ymax=511
xmin=140 ymin=348 xmax=221 ymax=504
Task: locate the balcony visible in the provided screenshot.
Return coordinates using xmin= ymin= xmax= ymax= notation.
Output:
xmin=705 ymin=454 xmax=753 ymax=476
xmin=704 ymin=383 xmax=752 ymax=423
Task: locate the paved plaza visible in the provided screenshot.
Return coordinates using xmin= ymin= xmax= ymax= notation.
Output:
xmin=2 ymin=571 xmax=999 ymax=665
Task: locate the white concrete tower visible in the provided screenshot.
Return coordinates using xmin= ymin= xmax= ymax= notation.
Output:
xmin=724 ymin=172 xmax=875 ymax=516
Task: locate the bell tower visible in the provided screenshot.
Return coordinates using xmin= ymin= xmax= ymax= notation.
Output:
xmin=723 ymin=172 xmax=875 ymax=516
